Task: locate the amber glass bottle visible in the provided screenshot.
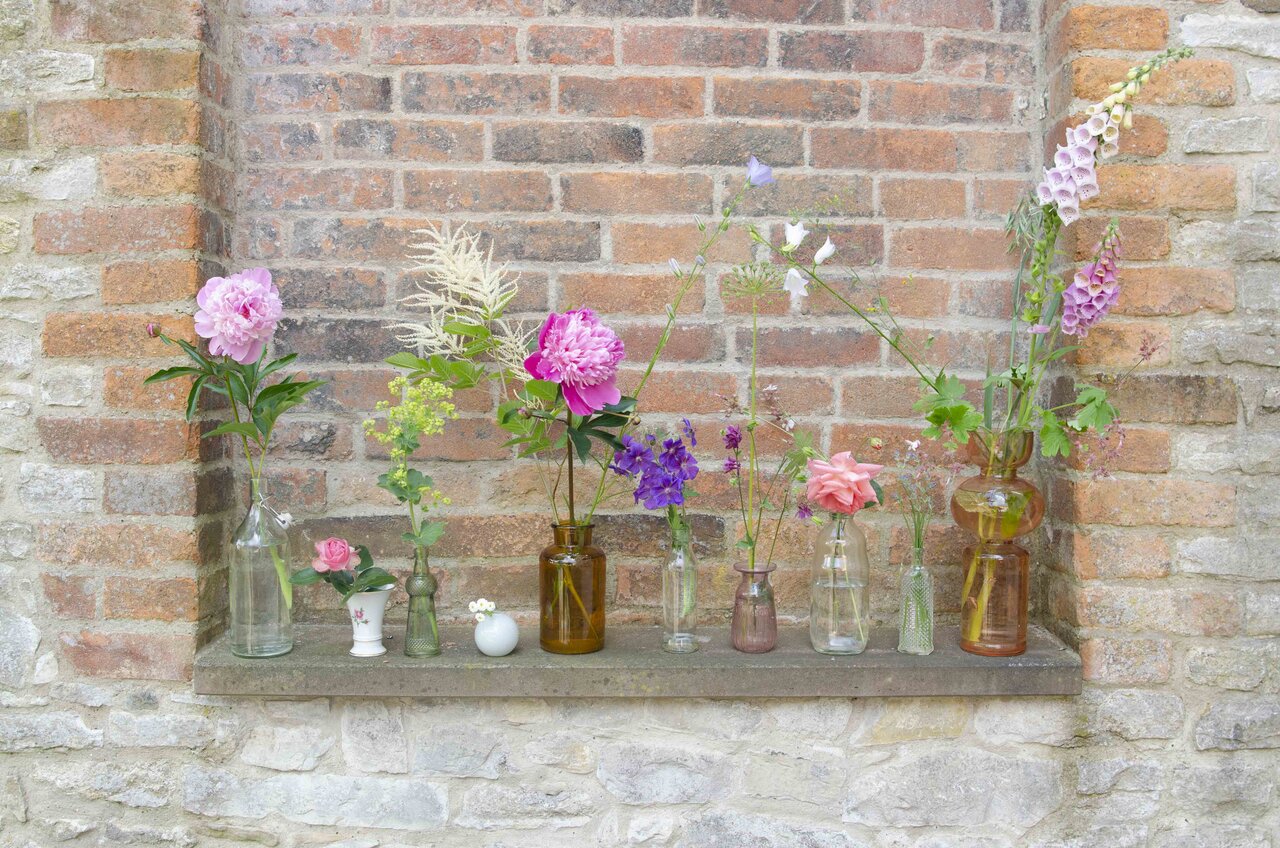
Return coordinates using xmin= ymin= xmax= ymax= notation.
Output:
xmin=950 ymin=430 xmax=1045 ymax=657
xmin=539 ymin=523 xmax=606 ymax=654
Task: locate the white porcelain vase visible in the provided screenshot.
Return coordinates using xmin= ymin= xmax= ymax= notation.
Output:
xmin=347 ymin=587 xmax=393 ymax=658
xmin=475 ymin=612 xmax=519 ymax=657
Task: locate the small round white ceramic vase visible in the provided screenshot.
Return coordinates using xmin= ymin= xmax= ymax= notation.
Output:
xmin=475 ymin=612 xmax=519 ymax=657
xmin=347 ymin=587 xmax=393 ymax=658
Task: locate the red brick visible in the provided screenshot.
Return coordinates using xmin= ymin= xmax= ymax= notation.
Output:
xmin=43 ymin=575 xmax=96 ymax=619
xmin=739 ymin=326 xmax=879 ymax=368
xmin=52 ymin=0 xmax=201 ymax=42
xmin=561 ymin=172 xmax=711 ymax=214
xmin=241 ymin=122 xmax=324 ymax=163
xmin=1114 ymin=267 xmax=1234 ymax=316
xmin=60 ymin=630 xmax=194 ymax=681
xmin=35 ymin=206 xmax=199 ymax=256
xmin=334 ymin=119 xmax=483 ymax=162
xmin=539 ymin=0 xmax=690 ymax=13
xmin=850 ymin=0 xmax=995 ymax=29
xmin=1066 ymin=529 xmax=1171 ymax=580
xmin=618 ymin=369 xmax=735 ymax=413
xmin=274 ymin=267 xmax=386 ymax=309
xmin=36 ymin=99 xmax=198 ymax=146
xmin=368 ymin=418 xmax=509 ymax=462
xmin=1071 ymin=215 xmax=1168 ymax=260
xmin=1072 ymin=57 xmax=1234 ymax=106
xmin=621 ymin=25 xmax=768 ymax=67
xmin=612 ymin=222 xmax=752 ymax=264
xmin=105 ymin=578 xmax=199 ymax=622
xmin=703 ymin=0 xmax=842 ymax=21
xmin=104 ymin=366 xmax=193 ymax=411
xmin=839 ymin=375 xmax=928 ymax=418
xmin=1066 ymin=425 xmax=1171 ymax=474
xmin=1059 ymin=478 xmax=1235 ymax=527
xmin=735 ymin=175 xmax=873 ymax=217
xmin=869 ymin=81 xmax=1014 ymax=124
xmin=471 ymin=220 xmax=601 ymax=262
xmin=404 ymin=169 xmax=552 ymax=212
xmin=879 ymin=178 xmax=966 ymax=219
xmin=241 ymin=168 xmax=394 ymax=211
xmin=39 ymin=418 xmax=198 ymax=465
xmin=105 ymin=48 xmax=199 ymax=91
xmin=289 ymin=217 xmax=434 ymax=261
xmin=758 ymin=373 xmax=836 ymax=416
xmin=891 ymin=227 xmax=1017 ymax=271
xmin=1093 ymin=164 xmax=1236 ymax=211
xmin=1105 ymin=374 xmax=1237 ymax=425
xmin=715 ymin=77 xmax=860 ymax=120
xmin=101 ymin=152 xmax=200 ymax=198
xmin=559 ymin=272 xmax=706 ymax=314
xmin=779 ymin=30 xmax=924 ymax=72
xmin=1058 ymin=5 xmax=1167 ymax=53
xmin=241 ymin=23 xmax=362 ymax=66
xmin=396 ymin=0 xmax=535 ymax=12
xmin=493 ymin=121 xmax=643 ymax=163
xmin=973 ymin=178 xmax=1026 ymax=217
xmin=403 ymin=72 xmax=549 ymax=114
xmin=43 ymin=312 xmax=191 ymax=358
xmin=527 ymin=25 xmax=614 ymax=65
xmin=103 ymin=259 xmax=200 ymax=305
xmin=246 ymin=72 xmax=391 ymax=114
xmin=653 ymin=122 xmax=803 ymax=166
xmin=370 ymin=25 xmax=516 ymax=64
xmin=616 ymin=323 xmax=723 ymax=362
xmin=1074 ymin=321 xmax=1171 ymax=368
xmin=559 ymin=76 xmax=704 ymax=118
xmin=809 ymin=273 xmax=949 ymax=319
xmin=781 ymin=223 xmax=883 ymax=267
xmin=957 ymin=130 xmax=1032 ymax=171
xmin=931 ymin=36 xmax=1032 ymax=83
xmin=812 ymin=128 xmax=957 ymax=172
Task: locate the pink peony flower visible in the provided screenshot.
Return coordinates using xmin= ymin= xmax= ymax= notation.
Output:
xmin=524 ymin=308 xmax=625 ymax=416
xmin=312 ymin=537 xmax=357 ymax=573
xmin=806 ymin=452 xmax=883 ymax=516
xmin=193 ymin=268 xmax=283 ymax=364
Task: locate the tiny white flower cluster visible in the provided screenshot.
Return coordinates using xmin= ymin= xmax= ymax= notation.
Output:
xmin=467 ymin=597 xmax=497 ymax=622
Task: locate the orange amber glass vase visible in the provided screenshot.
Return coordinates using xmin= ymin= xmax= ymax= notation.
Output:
xmin=539 ymin=523 xmax=606 ymax=654
xmin=949 ymin=430 xmax=1045 ymax=657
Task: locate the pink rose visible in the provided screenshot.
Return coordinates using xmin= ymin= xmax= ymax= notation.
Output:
xmin=312 ymin=537 xmax=357 ymax=573
xmin=806 ymin=452 xmax=883 ymax=516
xmin=193 ymin=268 xmax=282 ymax=365
xmin=524 ymin=308 xmax=625 ymax=416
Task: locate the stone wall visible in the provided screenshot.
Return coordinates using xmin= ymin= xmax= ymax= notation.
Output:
xmin=1 ymin=0 xmax=1277 ymax=845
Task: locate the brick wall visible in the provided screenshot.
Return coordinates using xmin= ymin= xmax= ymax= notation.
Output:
xmin=1 ymin=0 xmax=1277 ymax=844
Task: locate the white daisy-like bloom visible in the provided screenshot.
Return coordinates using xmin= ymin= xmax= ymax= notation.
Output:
xmin=277 ymin=512 xmax=292 ymax=527
xmin=784 ymin=220 xmax=809 ymax=249
xmin=906 ymin=439 xmax=921 ymax=451
xmin=475 ymin=612 xmax=485 ymax=623
xmin=468 ymin=601 xmax=479 ymax=613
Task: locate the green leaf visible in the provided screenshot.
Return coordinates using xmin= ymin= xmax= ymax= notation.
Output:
xmin=288 ymin=568 xmax=324 ymax=586
xmin=185 ymin=375 xmax=207 ymax=422
xmin=1039 ymin=412 xmax=1072 ymax=458
xmin=523 ymin=379 xmax=559 ymax=403
xmin=225 ymin=371 xmax=250 ymax=408
xmin=259 ymin=353 xmax=298 ymax=379
xmin=568 ymin=427 xmax=592 ymax=464
xmin=173 ymin=337 xmax=212 ymax=370
xmin=340 ymin=567 xmax=396 ymax=603
xmin=202 ymin=421 xmax=261 ymax=441
xmin=403 ymin=520 xmax=445 ymax=548
xmin=144 ymin=366 xmax=202 ymax=385
xmin=443 ymin=320 xmax=490 ymax=339
xmin=1070 ymin=385 xmax=1116 ymax=432
xmin=355 ymin=544 xmax=374 ymax=572
xmin=385 ymin=351 xmax=428 ymax=371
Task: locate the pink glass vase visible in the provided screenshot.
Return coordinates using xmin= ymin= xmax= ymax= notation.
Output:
xmin=731 ymin=565 xmax=777 ymax=653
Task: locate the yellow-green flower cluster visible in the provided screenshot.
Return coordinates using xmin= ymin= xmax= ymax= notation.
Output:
xmin=364 ymin=376 xmax=457 ymax=496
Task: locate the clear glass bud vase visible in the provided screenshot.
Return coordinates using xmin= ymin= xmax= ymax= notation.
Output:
xmin=809 ymin=514 xmax=870 ymax=655
xmin=897 ymin=546 xmax=935 ymax=655
xmin=662 ymin=524 xmax=698 ymax=653
xmin=405 ymin=545 xmax=440 ymax=658
xmin=229 ymin=484 xmax=292 ymax=658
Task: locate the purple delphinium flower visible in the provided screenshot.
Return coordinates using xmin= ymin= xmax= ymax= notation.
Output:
xmin=635 ymin=469 xmax=684 ymax=509
xmin=723 ymin=425 xmax=742 ymax=451
xmin=658 ymin=437 xmax=699 ymax=482
xmin=680 ymin=417 xmax=697 ymax=447
xmin=723 ymin=456 xmax=741 ymax=475
xmin=611 ymin=434 xmax=653 ymax=477
xmin=746 ymin=156 xmax=775 ymax=187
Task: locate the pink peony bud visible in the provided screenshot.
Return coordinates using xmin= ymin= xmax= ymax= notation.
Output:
xmin=146 ymin=322 xmax=158 ymax=338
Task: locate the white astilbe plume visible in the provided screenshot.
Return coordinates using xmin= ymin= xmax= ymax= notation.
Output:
xmin=394 ymin=224 xmax=532 ymax=379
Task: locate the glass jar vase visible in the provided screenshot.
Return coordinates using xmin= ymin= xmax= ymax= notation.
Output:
xmin=950 ymin=429 xmax=1044 ymax=656
xmin=229 ymin=485 xmax=292 ymax=658
xmin=809 ymin=514 xmax=870 ymax=655
xmin=662 ymin=524 xmax=698 ymax=653
xmin=404 ymin=545 xmax=440 ymax=658
xmin=540 ymin=523 xmax=605 ymax=654
xmin=896 ymin=545 xmax=934 ymax=655
xmin=731 ymin=565 xmax=777 ymax=653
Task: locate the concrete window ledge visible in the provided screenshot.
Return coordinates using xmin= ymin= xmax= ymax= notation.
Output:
xmin=194 ymin=624 xmax=1081 ymax=698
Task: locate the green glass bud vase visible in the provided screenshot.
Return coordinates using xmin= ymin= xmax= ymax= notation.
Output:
xmin=405 ymin=546 xmax=440 ymax=658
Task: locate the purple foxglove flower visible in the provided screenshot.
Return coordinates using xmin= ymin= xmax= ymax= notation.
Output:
xmin=1028 ymin=323 xmax=1050 ymax=334
xmin=1070 ymin=145 xmax=1094 ymax=168
xmin=1100 ymin=141 xmax=1119 ymax=159
xmin=723 ymin=425 xmax=742 ymax=451
xmin=1085 ymin=113 xmax=1108 ymax=136
xmin=1058 ymin=201 xmax=1080 ymax=226
xmin=1054 ymin=145 xmax=1073 ymax=168
xmin=1102 ymin=122 xmax=1120 ymax=143
xmin=746 ymin=156 xmax=775 ymax=187
xmin=1036 ymin=181 xmax=1054 ymax=205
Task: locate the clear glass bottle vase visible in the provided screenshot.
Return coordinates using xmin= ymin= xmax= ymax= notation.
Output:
xmin=404 ymin=545 xmax=440 ymax=658
xmin=897 ymin=545 xmax=934 ymax=655
xmin=229 ymin=482 xmax=292 ymax=658
xmin=809 ymin=514 xmax=870 ymax=655
xmin=662 ymin=523 xmax=698 ymax=653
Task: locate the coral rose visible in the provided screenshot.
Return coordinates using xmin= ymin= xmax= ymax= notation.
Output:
xmin=806 ymin=452 xmax=883 ymax=515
